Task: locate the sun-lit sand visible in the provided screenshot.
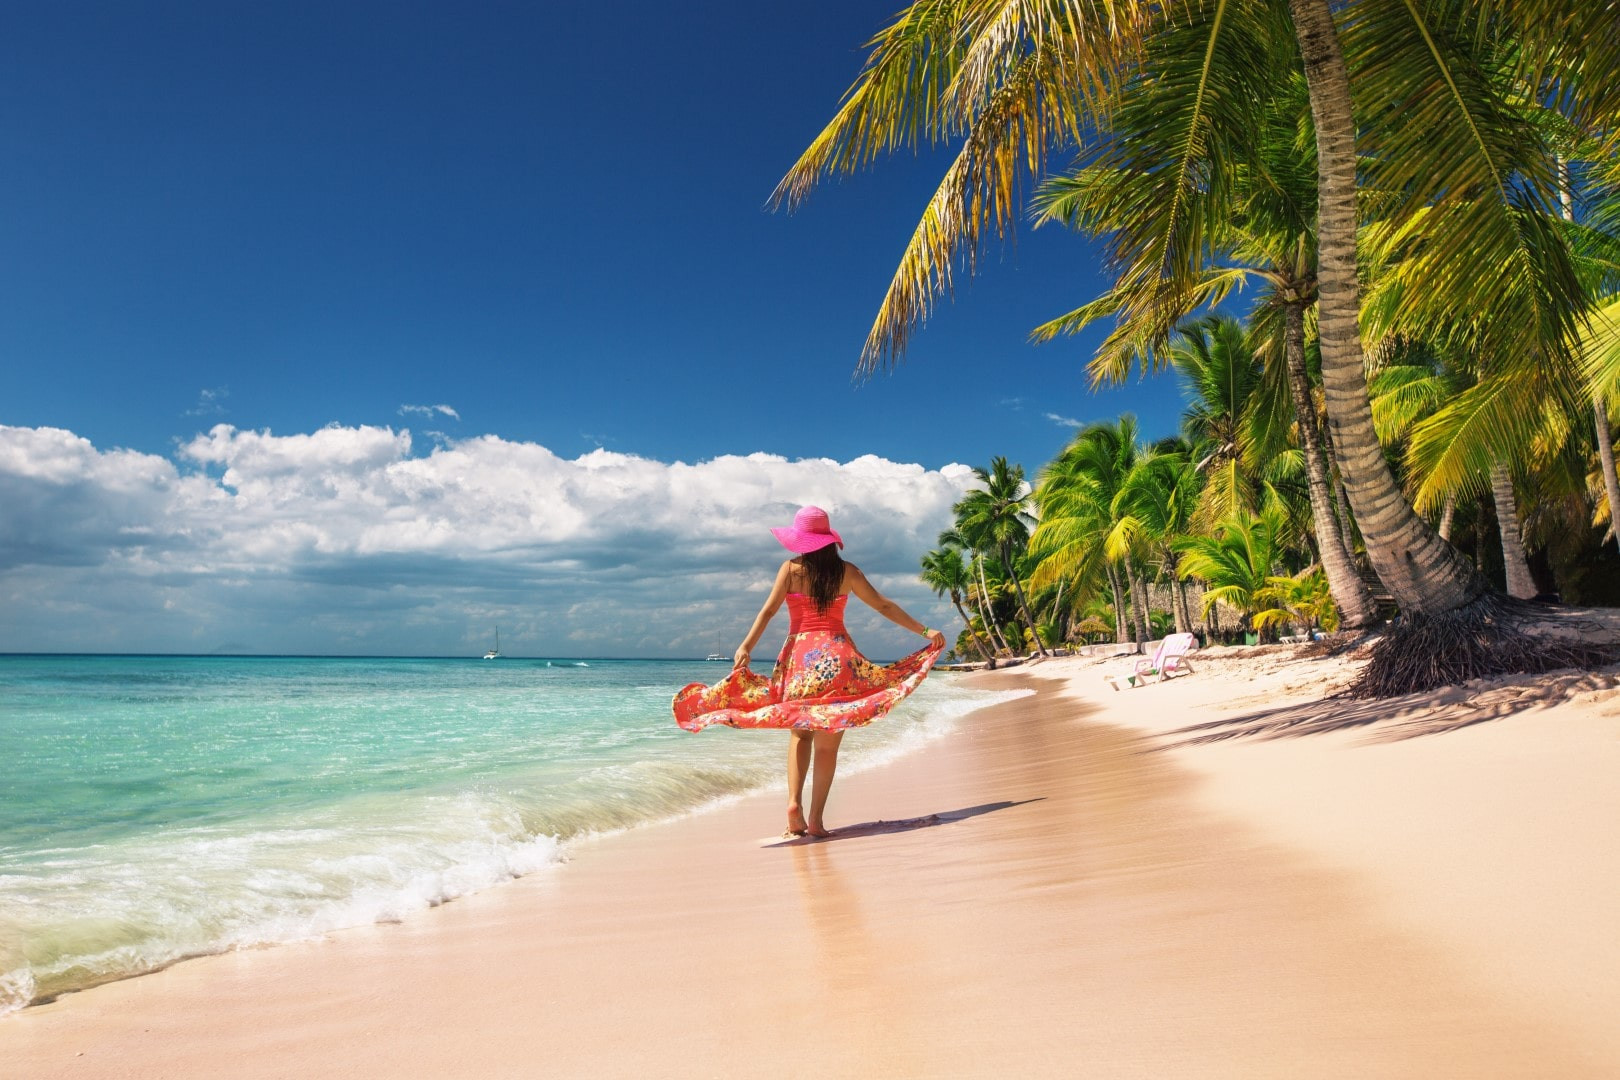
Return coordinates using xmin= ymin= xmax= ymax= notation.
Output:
xmin=4 ymin=644 xmax=1618 ymax=1078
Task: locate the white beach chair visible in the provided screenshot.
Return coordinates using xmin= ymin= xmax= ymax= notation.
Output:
xmin=1125 ymin=633 xmax=1197 ymax=687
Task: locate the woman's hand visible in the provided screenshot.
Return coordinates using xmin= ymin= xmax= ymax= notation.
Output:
xmin=732 ymin=646 xmax=752 ymax=671
xmin=926 ymin=628 xmax=946 ymax=650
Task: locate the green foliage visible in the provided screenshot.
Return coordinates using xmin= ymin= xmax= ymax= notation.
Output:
xmin=1252 ymin=567 xmax=1341 ymax=634
xmin=1176 ymin=507 xmax=1288 ymax=630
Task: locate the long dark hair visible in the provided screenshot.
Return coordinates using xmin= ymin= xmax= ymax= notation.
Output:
xmin=798 ymin=545 xmax=845 ymax=612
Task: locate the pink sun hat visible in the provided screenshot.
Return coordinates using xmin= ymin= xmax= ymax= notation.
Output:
xmin=770 ymin=505 xmax=844 ymax=553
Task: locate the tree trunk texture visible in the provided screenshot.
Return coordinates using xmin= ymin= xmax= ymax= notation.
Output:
xmin=1597 ymin=399 xmax=1620 ymax=554
xmin=1289 ymin=0 xmax=1487 ymax=616
xmin=953 ymin=597 xmax=993 ymax=660
xmin=1162 ymin=554 xmax=1192 ymax=634
xmin=1108 ymin=564 xmax=1129 ymax=644
xmin=1128 ymin=564 xmax=1150 ymax=644
xmin=1318 ymin=421 xmax=1362 ymax=563
xmin=1052 ymin=578 xmax=1069 ymax=643
xmin=1283 ymin=299 xmax=1379 ymax=627
xmin=974 ymin=555 xmax=1010 ymax=654
xmin=1332 ymin=469 xmax=1358 ymax=561
xmin=1438 ymin=493 xmax=1457 ymax=542
xmin=1559 ymin=156 xmax=1620 ymax=556
xmin=1490 ymin=460 xmax=1538 ymax=600
xmin=1000 ymin=543 xmax=1050 ymax=657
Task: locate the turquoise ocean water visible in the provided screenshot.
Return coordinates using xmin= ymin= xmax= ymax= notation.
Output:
xmin=0 ymin=654 xmax=1017 ymax=1014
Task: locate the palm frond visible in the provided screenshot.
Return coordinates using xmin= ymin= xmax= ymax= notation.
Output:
xmin=771 ymin=1 xmax=969 ymax=213
xmin=1405 ymin=372 xmax=1550 ymax=510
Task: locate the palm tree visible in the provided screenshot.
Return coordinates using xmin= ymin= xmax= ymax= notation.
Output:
xmin=777 ymin=0 xmax=1613 ymax=638
xmin=1254 ymin=567 xmax=1341 ymax=638
xmin=1367 ymin=345 xmax=1546 ymax=598
xmin=1030 ymin=417 xmax=1143 ymax=645
xmin=938 ymin=527 xmax=1010 ymax=656
xmin=1178 ymin=507 xmax=1290 ymax=642
xmin=1560 ymin=167 xmax=1620 ymax=554
xmin=1168 ymin=316 xmax=1278 ymax=529
xmin=1029 ymin=69 xmax=1380 ymax=630
xmin=1108 ymin=449 xmax=1203 ymax=635
xmin=1286 ymin=0 xmax=1599 ymax=617
xmin=919 ymin=547 xmax=993 ymax=660
xmin=954 ymin=456 xmax=1049 ymax=656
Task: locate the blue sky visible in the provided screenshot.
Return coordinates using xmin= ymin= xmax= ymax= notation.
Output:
xmin=1 ymin=2 xmax=1192 ymax=656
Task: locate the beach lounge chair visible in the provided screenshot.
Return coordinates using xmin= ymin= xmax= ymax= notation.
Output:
xmin=1112 ymin=633 xmax=1197 ymax=688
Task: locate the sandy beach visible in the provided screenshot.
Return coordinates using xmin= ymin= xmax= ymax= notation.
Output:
xmin=5 ymin=645 xmax=1618 ymax=1078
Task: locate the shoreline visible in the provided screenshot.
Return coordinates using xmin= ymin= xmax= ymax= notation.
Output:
xmin=4 ymin=649 xmax=1617 ymax=1076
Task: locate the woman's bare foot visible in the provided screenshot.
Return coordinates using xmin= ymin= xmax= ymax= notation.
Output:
xmin=786 ymin=803 xmax=808 ymax=836
xmin=805 ymin=821 xmax=833 ymax=838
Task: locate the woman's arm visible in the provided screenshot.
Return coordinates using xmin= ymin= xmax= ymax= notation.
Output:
xmin=846 ymin=564 xmax=947 ymax=649
xmin=734 ymin=561 xmax=792 ymax=670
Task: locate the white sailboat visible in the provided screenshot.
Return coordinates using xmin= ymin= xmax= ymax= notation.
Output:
xmin=483 ymin=627 xmax=502 ymax=660
xmin=704 ymin=632 xmax=727 ymax=662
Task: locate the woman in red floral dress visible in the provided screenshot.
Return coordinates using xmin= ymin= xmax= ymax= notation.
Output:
xmin=672 ymin=506 xmax=946 ymax=838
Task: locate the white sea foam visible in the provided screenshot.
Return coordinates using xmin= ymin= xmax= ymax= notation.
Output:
xmin=0 ymin=656 xmax=1021 ymax=1015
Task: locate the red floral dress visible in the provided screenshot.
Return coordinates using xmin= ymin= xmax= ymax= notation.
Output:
xmin=672 ymin=593 xmax=942 ymax=732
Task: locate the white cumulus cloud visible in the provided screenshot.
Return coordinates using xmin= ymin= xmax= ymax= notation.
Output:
xmin=0 ymin=424 xmax=977 ymax=658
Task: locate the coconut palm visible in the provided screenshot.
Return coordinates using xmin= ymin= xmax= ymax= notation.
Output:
xmin=1178 ymin=506 xmax=1290 ymax=641
xmin=954 ymin=456 xmax=1049 ymax=656
xmin=1560 ymin=172 xmax=1620 ymax=552
xmin=1167 ymin=316 xmax=1287 ymax=529
xmin=1107 ymin=449 xmax=1203 ymax=635
xmin=1029 ymin=66 xmax=1380 ymax=630
xmin=1366 ymin=344 xmax=1548 ymax=599
xmin=778 ymin=0 xmax=1616 ymax=643
xmin=938 ymin=527 xmax=1011 ymax=656
xmin=920 ymin=547 xmax=994 ymax=660
xmin=1253 ymin=567 xmax=1340 ymax=637
xmin=1030 ymin=417 xmax=1144 ymax=644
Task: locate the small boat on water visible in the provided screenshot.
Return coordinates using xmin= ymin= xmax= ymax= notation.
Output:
xmin=704 ymin=653 xmax=728 ymax=662
xmin=483 ymin=627 xmax=502 ymax=660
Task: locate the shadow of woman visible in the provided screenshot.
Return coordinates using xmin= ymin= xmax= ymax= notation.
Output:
xmin=763 ymin=798 xmax=1044 ymax=847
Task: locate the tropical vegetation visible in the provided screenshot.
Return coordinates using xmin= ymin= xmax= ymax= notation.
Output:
xmin=787 ymin=0 xmax=1620 ymax=693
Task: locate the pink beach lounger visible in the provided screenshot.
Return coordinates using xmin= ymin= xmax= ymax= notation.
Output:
xmin=1108 ymin=633 xmax=1198 ymax=690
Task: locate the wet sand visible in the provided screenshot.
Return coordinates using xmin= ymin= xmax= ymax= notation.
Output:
xmin=4 ymin=650 xmax=1617 ymax=1077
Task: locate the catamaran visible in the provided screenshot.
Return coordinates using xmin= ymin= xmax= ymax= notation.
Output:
xmin=483 ymin=627 xmax=502 ymax=660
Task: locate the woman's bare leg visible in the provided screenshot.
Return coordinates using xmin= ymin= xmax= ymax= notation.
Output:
xmin=785 ymin=730 xmax=812 ymax=835
xmin=805 ymin=730 xmax=845 ymax=837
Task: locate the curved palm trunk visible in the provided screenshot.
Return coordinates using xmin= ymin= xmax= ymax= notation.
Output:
xmin=1331 ymin=465 xmax=1359 ymax=560
xmin=952 ymin=593 xmax=994 ymax=660
xmin=1127 ymin=563 xmax=1150 ymax=644
xmin=1438 ymin=493 xmax=1457 ymax=541
xmin=973 ymin=554 xmax=1011 ymax=655
xmin=1052 ymin=579 xmax=1069 ymax=643
xmin=999 ymin=542 xmax=1049 ymax=657
xmin=1289 ymin=0 xmax=1486 ymax=615
xmin=1490 ymin=461 xmax=1538 ymax=599
xmin=1597 ymin=399 xmax=1620 ymax=554
xmin=1318 ymin=415 xmax=1363 ymax=562
xmin=1283 ymin=299 xmax=1379 ymax=627
xmin=1107 ymin=563 xmax=1129 ymax=644
xmin=1162 ymin=551 xmax=1192 ymax=635
xmin=1558 ymin=158 xmax=1620 ymax=556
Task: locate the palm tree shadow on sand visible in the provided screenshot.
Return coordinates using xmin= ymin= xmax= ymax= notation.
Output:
xmin=762 ymin=798 xmax=1044 ymax=847
xmin=1153 ymin=667 xmax=1618 ymax=749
